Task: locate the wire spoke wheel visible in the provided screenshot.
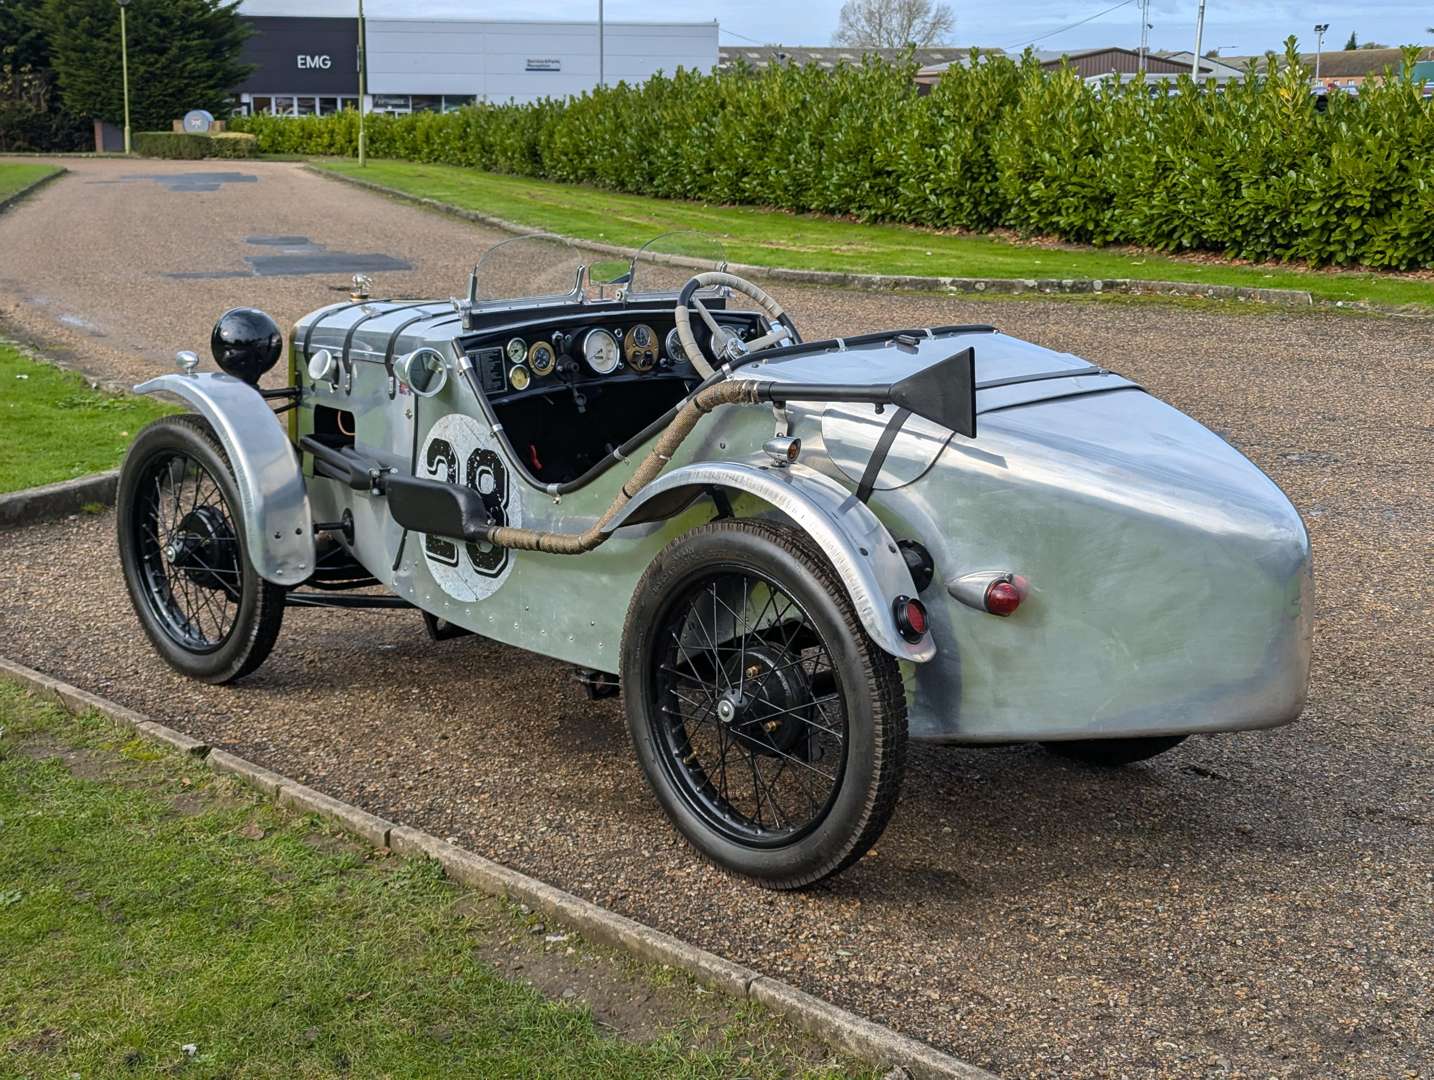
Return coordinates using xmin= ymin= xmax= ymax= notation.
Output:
xmin=117 ymin=415 xmax=285 ymax=684
xmin=655 ymin=570 xmax=847 ymax=846
xmin=623 ymin=520 xmax=907 ymax=890
xmin=131 ymin=450 xmax=243 ymax=652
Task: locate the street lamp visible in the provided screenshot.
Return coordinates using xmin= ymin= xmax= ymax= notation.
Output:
xmin=117 ymin=0 xmax=131 ymax=154
xmin=356 ymin=0 xmax=368 ymax=166
xmin=598 ymin=0 xmax=605 ymax=88
xmin=1314 ymin=23 xmax=1329 ymax=82
xmin=1190 ymin=0 xmax=1206 ymax=82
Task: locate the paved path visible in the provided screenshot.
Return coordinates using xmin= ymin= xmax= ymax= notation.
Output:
xmin=2 ymin=158 xmax=1432 ymax=1079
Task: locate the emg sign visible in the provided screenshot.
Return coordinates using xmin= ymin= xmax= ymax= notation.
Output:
xmin=297 ymin=54 xmax=332 ymax=70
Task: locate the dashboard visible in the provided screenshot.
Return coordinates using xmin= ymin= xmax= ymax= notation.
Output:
xmin=461 ymin=306 xmax=768 ymax=403
xmin=458 ymin=305 xmax=769 ymax=485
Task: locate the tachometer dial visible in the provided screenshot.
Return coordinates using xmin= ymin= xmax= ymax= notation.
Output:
xmin=664 ymin=327 xmax=688 ymax=365
xmin=505 ymin=336 xmax=527 ymax=364
xmin=583 ymin=328 xmax=621 ymax=375
xmin=625 ymin=323 xmax=658 ymax=372
xmin=527 ymin=339 xmax=557 ymax=376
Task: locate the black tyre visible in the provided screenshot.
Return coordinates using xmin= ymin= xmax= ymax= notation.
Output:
xmin=1041 ymin=735 xmax=1188 ymax=766
xmin=117 ymin=414 xmax=285 ymax=684
xmin=622 ymin=520 xmax=907 ymax=890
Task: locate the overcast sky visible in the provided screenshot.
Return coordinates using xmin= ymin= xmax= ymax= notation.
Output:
xmin=240 ymin=2 xmax=1432 ymax=57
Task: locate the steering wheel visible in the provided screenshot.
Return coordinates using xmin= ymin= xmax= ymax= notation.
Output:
xmin=674 ymin=271 xmax=800 ymax=379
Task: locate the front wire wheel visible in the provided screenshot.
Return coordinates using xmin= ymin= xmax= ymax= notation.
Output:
xmin=117 ymin=414 xmax=285 ymax=683
xmin=623 ymin=520 xmax=907 ymax=889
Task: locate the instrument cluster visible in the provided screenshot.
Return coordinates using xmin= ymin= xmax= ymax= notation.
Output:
xmin=469 ymin=314 xmax=732 ymax=400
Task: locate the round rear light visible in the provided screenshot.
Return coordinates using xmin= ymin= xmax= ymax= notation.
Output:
xmin=984 ymin=580 xmax=1021 ymax=617
xmin=893 ymin=596 xmax=928 ymax=642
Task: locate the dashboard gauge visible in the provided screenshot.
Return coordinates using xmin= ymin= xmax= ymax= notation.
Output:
xmin=505 ymin=336 xmax=527 ymax=365
xmin=625 ymin=323 xmax=658 ymax=372
xmin=508 ymin=364 xmax=531 ymax=391
xmin=527 ymin=339 xmax=557 ymax=376
xmin=582 ymin=328 xmax=621 ymax=375
xmin=664 ymin=327 xmax=688 ymax=365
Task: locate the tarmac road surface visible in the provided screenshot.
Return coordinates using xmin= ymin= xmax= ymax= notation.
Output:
xmin=2 ymin=158 xmax=1432 ymax=1079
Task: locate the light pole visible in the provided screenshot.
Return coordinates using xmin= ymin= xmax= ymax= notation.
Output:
xmin=1190 ymin=0 xmax=1206 ymax=82
xmin=357 ymin=0 xmax=367 ymax=166
xmin=598 ymin=0 xmax=605 ymax=88
xmin=1138 ymin=0 xmax=1150 ymax=74
xmin=1313 ymin=23 xmax=1329 ymax=83
xmin=117 ymin=0 xmax=132 ymax=154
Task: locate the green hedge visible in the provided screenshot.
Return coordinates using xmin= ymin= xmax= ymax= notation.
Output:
xmin=232 ymin=42 xmax=1434 ymax=268
xmin=133 ymin=130 xmax=257 ymax=159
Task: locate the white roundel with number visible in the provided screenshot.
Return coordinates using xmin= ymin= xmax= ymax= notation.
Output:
xmin=417 ymin=412 xmax=523 ymax=602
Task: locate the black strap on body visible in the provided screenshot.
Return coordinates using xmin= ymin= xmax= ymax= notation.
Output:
xmin=855 ymin=407 xmax=911 ymax=504
xmin=976 ymin=365 xmax=1104 ymax=391
xmin=382 ymin=307 xmax=453 ymax=396
xmin=302 ymin=300 xmax=374 ymax=360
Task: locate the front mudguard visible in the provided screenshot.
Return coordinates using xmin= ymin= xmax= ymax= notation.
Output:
xmin=602 ymin=461 xmax=934 ymax=664
xmin=134 ymin=373 xmax=314 ymax=586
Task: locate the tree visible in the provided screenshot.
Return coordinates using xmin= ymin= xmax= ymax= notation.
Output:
xmin=832 ymin=0 xmax=955 ymax=48
xmin=0 ymin=0 xmax=51 ymax=81
xmin=1344 ymin=31 xmax=1358 ymax=50
xmin=40 ymin=0 xmax=251 ymax=128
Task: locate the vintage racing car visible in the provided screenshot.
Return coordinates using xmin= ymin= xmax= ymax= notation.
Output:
xmin=116 ymin=234 xmax=1313 ymax=889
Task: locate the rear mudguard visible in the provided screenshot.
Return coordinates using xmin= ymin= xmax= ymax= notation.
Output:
xmin=603 ymin=461 xmax=934 ymax=664
xmin=134 ymin=372 xmax=315 ymax=586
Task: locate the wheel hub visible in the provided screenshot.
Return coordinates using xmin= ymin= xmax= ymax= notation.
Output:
xmin=170 ymin=505 xmax=239 ymax=594
xmin=719 ymin=643 xmax=812 ymax=756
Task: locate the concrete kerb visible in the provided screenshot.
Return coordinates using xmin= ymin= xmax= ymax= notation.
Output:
xmin=308 ymin=164 xmax=1316 ymax=309
xmin=0 ymin=655 xmax=998 ymax=1080
xmin=0 ymin=470 xmax=119 ymax=529
xmin=0 ymin=166 xmax=66 ymax=217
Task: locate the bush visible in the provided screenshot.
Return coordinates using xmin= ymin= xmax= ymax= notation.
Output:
xmin=209 ymin=131 xmax=257 ymax=158
xmin=133 ymin=131 xmax=210 ymax=159
xmin=228 ymin=41 xmax=1434 ymax=269
xmin=132 ymin=130 xmax=257 ymax=159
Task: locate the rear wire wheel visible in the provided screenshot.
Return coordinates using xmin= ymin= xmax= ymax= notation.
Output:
xmin=622 ymin=520 xmax=907 ymax=889
xmin=117 ymin=414 xmax=285 ymax=683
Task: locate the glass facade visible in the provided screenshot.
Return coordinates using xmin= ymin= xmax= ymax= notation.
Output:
xmin=240 ymin=95 xmax=359 ymax=116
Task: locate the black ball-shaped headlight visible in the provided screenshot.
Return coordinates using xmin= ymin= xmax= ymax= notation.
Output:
xmin=210 ymin=308 xmax=283 ymax=385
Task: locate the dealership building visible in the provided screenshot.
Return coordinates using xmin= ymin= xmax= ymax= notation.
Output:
xmin=234 ymin=2 xmax=718 ymax=116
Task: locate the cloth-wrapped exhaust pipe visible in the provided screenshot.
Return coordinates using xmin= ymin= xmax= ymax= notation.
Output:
xmin=475 ymin=379 xmax=763 ymax=555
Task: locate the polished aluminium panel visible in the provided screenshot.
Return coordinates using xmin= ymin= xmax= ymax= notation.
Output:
xmin=862 ymin=388 xmax=1313 ymax=742
xmin=604 ymin=461 xmax=934 ymax=663
xmin=135 ymin=372 xmax=315 ymax=586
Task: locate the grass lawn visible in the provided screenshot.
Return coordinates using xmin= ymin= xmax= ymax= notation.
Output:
xmin=0 ymin=343 xmax=176 ymax=493
xmin=318 ymin=159 xmax=1434 ymax=312
xmin=0 ymin=681 xmax=868 ymax=1079
xmin=0 ymin=162 xmax=60 ymax=203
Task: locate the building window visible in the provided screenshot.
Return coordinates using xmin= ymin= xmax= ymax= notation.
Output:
xmin=442 ymin=94 xmax=476 ymax=112
xmin=252 ymin=95 xmax=272 ymax=115
xmin=372 ymin=94 xmax=411 ymax=115
xmin=410 ymin=95 xmax=443 ymax=113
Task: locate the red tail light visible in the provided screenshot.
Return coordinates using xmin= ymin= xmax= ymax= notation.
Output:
xmin=984 ymin=580 xmax=1021 ymax=617
xmin=893 ymin=596 xmax=928 ymax=642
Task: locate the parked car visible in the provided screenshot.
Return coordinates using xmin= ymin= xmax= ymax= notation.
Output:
xmin=116 ymin=233 xmax=1313 ymax=889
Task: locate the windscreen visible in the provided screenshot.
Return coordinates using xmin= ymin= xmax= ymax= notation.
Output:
xmin=627 ymin=231 xmax=729 ymax=296
xmin=474 ymin=233 xmax=586 ymax=303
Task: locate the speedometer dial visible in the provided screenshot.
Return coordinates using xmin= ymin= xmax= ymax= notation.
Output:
xmin=582 ymin=328 xmax=621 ymax=375
xmin=505 ymin=337 xmax=527 ymax=364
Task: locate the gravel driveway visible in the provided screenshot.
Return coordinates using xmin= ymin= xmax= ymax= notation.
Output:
xmin=2 ymin=158 xmax=1431 ymax=1079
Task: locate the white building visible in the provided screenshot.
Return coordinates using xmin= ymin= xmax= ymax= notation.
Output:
xmin=234 ymin=2 xmax=718 ymax=115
